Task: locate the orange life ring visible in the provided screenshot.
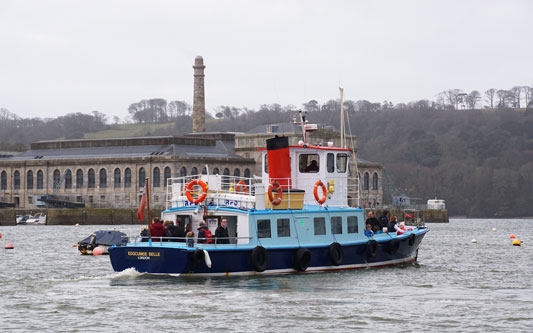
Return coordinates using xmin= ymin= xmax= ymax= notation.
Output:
xmin=314 ymin=180 xmax=327 ymax=205
xmin=235 ymin=180 xmax=248 ymax=194
xmin=185 ymin=179 xmax=208 ymax=204
xmin=267 ymin=181 xmax=282 ymax=206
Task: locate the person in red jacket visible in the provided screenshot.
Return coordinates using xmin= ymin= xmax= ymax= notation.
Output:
xmin=150 ymin=218 xmax=166 ymax=241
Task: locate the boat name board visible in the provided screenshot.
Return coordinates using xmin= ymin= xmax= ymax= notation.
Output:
xmin=127 ymin=251 xmax=164 ymax=261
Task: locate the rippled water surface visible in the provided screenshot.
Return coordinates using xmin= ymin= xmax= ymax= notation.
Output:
xmin=1 ymin=219 xmax=533 ymax=332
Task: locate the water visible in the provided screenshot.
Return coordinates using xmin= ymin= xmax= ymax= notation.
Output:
xmin=1 ymin=219 xmax=532 ymax=332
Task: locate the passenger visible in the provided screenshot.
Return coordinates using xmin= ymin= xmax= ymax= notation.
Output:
xmin=197 ymin=222 xmax=214 ymax=244
xmin=364 ymin=224 xmax=374 ymax=237
xmin=387 ymin=215 xmax=398 ymax=233
xmin=378 ymin=210 xmax=389 ymax=232
xmin=186 ymin=231 xmax=195 ymax=247
xmin=164 ymin=221 xmax=176 ymax=242
xmin=140 ymin=226 xmax=149 ymax=242
xmin=172 ymin=218 xmax=186 ymax=242
xmin=305 ymin=159 xmax=319 ymax=172
xmin=397 ymin=222 xmax=408 ymax=235
xmin=150 ymin=218 xmax=166 ymax=241
xmin=365 ymin=211 xmax=379 ymax=231
xmin=215 ymin=218 xmax=230 ymax=244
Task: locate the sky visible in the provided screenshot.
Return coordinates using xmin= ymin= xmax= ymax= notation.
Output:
xmin=1 ymin=0 xmax=532 ymax=120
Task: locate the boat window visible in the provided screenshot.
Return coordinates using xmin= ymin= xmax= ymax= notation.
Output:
xmin=314 ymin=217 xmax=326 ymax=235
xmin=347 ymin=216 xmax=358 ymax=233
xmin=327 ymin=153 xmax=334 ymax=173
xmin=331 ymin=216 xmax=342 ymax=234
xmin=337 ymin=154 xmax=348 ymax=173
xmin=277 ymin=218 xmax=291 ymax=237
xmin=257 ymin=219 xmax=271 ymax=238
xmin=299 ymin=154 xmax=319 ymax=173
xmin=264 ymin=155 xmax=268 ymax=174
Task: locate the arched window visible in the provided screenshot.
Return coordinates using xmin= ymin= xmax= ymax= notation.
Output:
xmin=53 ymin=170 xmax=60 ymax=189
xmin=164 ymin=167 xmax=171 ymax=187
xmin=37 ymin=170 xmax=44 ymax=189
xmin=27 ymin=170 xmax=33 ymax=190
xmin=114 ymin=168 xmax=121 ymax=188
xmin=13 ymin=170 xmax=20 ymax=190
xmin=153 ymin=167 xmax=160 ymax=187
xmin=124 ymin=168 xmax=131 ymax=188
xmin=76 ymin=169 xmax=83 ymax=188
xmin=180 ymin=167 xmax=187 ymax=177
xmin=64 ymin=169 xmax=72 ymax=189
xmin=88 ymin=169 xmax=95 ymax=188
xmin=191 ymin=167 xmax=198 ymax=176
xmin=213 ymin=168 xmax=220 ymax=175
xmin=234 ymin=168 xmax=240 ymax=177
xmin=0 ymin=171 xmax=7 ymax=190
xmin=372 ymin=172 xmax=379 ymax=190
xmin=363 ymin=172 xmax=369 ymax=191
xmin=99 ymin=169 xmax=107 ymax=188
xmin=202 ymin=167 xmax=207 ymax=175
xmin=244 ymin=168 xmax=251 ymax=178
xmin=139 ymin=167 xmax=145 ymax=187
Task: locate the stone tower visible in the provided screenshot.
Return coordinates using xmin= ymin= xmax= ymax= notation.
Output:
xmin=192 ymin=56 xmax=206 ymax=132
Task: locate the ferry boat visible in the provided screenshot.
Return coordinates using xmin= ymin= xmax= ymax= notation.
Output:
xmin=109 ymin=118 xmax=428 ymax=275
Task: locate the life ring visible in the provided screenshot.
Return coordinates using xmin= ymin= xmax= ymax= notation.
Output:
xmin=328 ymin=242 xmax=343 ymax=266
xmin=408 ymin=233 xmax=416 ymax=246
xmin=235 ymin=180 xmax=248 ymax=194
xmin=185 ymin=179 xmax=208 ymax=204
xmin=251 ymin=246 xmax=269 ymax=272
xmin=267 ymin=181 xmax=282 ymax=206
xmin=294 ymin=248 xmax=311 ymax=272
xmin=366 ymin=239 xmax=378 ymax=258
xmin=313 ymin=180 xmax=327 ymax=205
xmin=386 ymin=238 xmax=400 ymax=254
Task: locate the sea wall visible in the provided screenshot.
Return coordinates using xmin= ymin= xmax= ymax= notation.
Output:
xmin=0 ymin=208 xmax=163 ymax=226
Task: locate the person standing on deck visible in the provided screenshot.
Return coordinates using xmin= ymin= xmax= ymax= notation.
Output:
xmin=215 ymin=218 xmax=230 ymax=244
xmin=365 ymin=211 xmax=379 ymax=231
xmin=150 ymin=218 xmax=166 ymax=241
xmin=378 ymin=210 xmax=389 ymax=232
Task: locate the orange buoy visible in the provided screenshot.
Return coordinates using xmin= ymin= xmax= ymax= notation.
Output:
xmin=510 ymin=235 xmax=515 ymax=239
xmin=92 ymin=246 xmax=104 ymax=256
xmin=5 ymin=243 xmax=14 ymax=249
xmin=0 ymin=232 xmax=2 ymax=239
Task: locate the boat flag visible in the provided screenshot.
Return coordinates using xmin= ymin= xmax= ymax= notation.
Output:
xmin=405 ymin=213 xmax=414 ymax=219
xmin=137 ymin=185 xmax=147 ymax=222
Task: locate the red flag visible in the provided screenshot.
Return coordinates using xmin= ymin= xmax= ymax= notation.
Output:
xmin=405 ymin=213 xmax=414 ymax=219
xmin=137 ymin=185 xmax=147 ymax=221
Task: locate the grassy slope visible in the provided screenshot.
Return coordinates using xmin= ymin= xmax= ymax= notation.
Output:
xmin=83 ymin=122 xmax=175 ymax=139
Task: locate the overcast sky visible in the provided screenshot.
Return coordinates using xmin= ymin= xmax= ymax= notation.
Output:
xmin=1 ymin=0 xmax=532 ymax=120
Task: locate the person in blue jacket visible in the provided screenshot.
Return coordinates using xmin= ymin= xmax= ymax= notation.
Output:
xmin=364 ymin=223 xmax=374 ymax=237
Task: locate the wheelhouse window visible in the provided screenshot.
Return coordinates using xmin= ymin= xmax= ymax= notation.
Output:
xmin=314 ymin=217 xmax=326 ymax=236
xmin=299 ymin=154 xmax=319 ymax=173
xmin=277 ymin=218 xmax=291 ymax=237
xmin=99 ymin=169 xmax=107 ymax=188
xmin=139 ymin=167 xmax=145 ymax=187
xmin=124 ymin=168 xmax=132 ymax=188
xmin=37 ymin=170 xmax=43 ymax=189
xmin=76 ymin=169 xmax=83 ymax=188
xmin=27 ymin=171 xmax=33 ymax=190
xmin=64 ymin=169 xmax=72 ymax=189
xmin=257 ymin=219 xmax=271 ymax=238
xmin=347 ymin=216 xmax=358 ymax=233
xmin=153 ymin=167 xmax=160 ymax=187
xmin=114 ymin=168 xmax=121 ymax=188
xmin=13 ymin=171 xmax=20 ymax=190
xmin=327 ymin=153 xmax=334 ymax=173
xmin=164 ymin=167 xmax=171 ymax=187
xmin=337 ymin=153 xmax=348 ymax=173
xmin=88 ymin=169 xmax=95 ymax=188
xmin=331 ymin=216 xmax=343 ymax=234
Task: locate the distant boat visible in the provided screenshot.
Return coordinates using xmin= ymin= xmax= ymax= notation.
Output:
xmin=24 ymin=213 xmax=46 ymax=225
xmin=78 ymin=230 xmax=127 ymax=255
xmin=16 ymin=215 xmax=31 ymax=224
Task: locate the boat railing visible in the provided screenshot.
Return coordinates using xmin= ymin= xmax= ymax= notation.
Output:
xmin=121 ymin=234 xmax=252 ymax=247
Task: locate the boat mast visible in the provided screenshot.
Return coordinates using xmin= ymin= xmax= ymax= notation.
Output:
xmin=339 ymin=87 xmax=344 ymax=148
xmin=146 ymin=178 xmax=151 ymax=238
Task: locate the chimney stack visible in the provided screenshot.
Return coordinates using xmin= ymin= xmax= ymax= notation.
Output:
xmin=192 ymin=56 xmax=206 ymax=132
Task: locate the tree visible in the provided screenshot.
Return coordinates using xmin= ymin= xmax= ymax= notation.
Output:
xmin=303 ymin=100 xmax=320 ymax=113
xmin=484 ymin=88 xmax=497 ymax=108
xmin=511 ymin=86 xmax=522 ymax=108
xmin=465 ymin=90 xmax=481 ymax=109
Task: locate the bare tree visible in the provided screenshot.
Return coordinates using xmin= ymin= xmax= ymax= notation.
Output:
xmin=511 ymin=86 xmax=522 ymax=108
xmin=523 ymin=86 xmax=533 ymax=107
xmin=465 ymin=90 xmax=481 ymax=109
xmin=484 ymin=88 xmax=497 ymax=108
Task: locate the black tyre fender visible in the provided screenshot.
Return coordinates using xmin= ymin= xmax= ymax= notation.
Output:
xmin=294 ymin=248 xmax=311 ymax=272
xmin=328 ymin=242 xmax=343 ymax=266
xmin=251 ymin=246 xmax=269 ymax=272
xmin=192 ymin=249 xmax=205 ymax=265
xmin=386 ymin=238 xmax=400 ymax=254
xmin=366 ymin=239 xmax=378 ymax=258
xmin=408 ymin=233 xmax=416 ymax=246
